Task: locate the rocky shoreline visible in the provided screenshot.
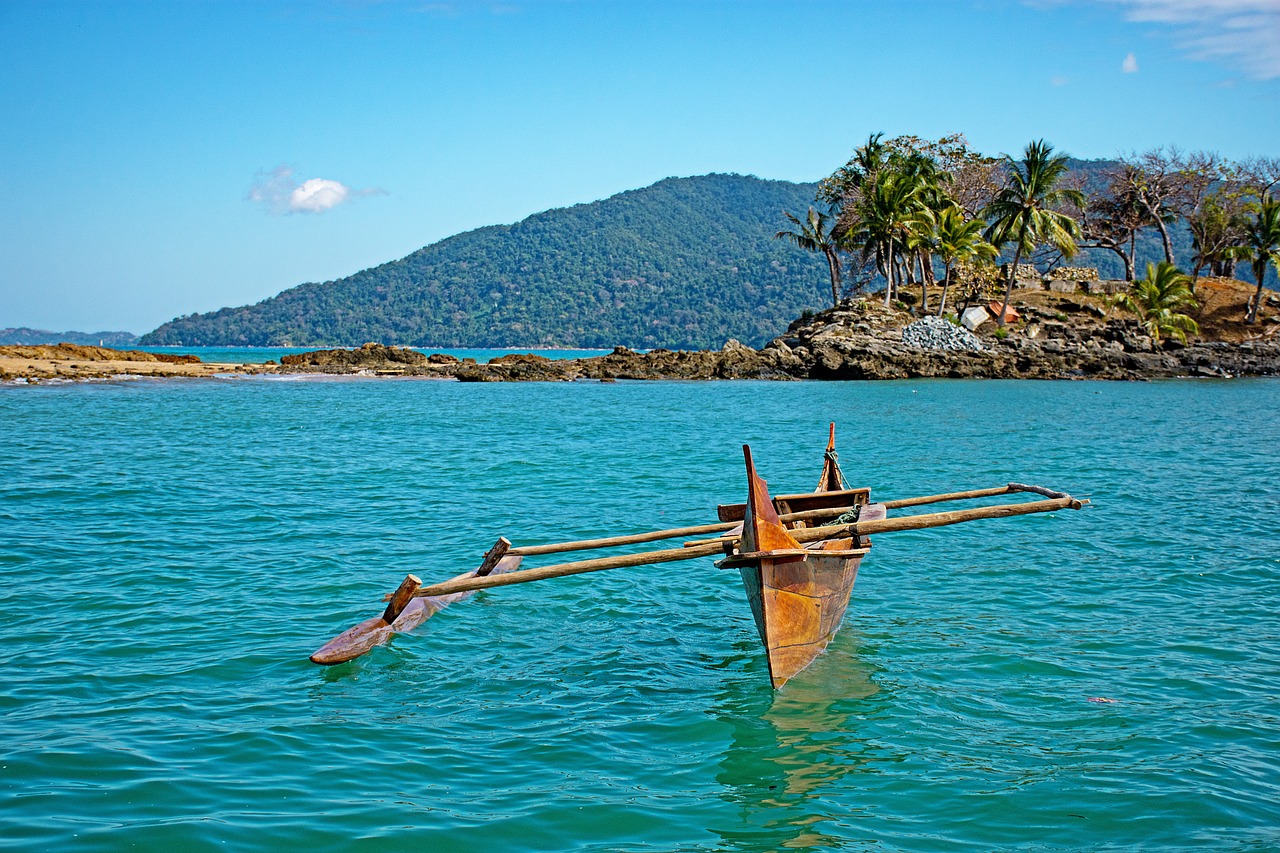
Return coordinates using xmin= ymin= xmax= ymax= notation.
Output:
xmin=0 ymin=343 xmax=272 ymax=383
xmin=275 ymin=293 xmax=1280 ymax=382
xmin=6 ymin=287 xmax=1278 ymax=384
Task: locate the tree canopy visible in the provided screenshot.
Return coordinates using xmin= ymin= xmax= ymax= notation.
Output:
xmin=142 ymin=175 xmax=830 ymax=350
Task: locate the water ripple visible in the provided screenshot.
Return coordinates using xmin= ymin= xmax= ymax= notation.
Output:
xmin=0 ymin=378 xmax=1277 ymax=851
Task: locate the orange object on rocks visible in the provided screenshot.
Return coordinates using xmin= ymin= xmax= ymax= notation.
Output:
xmin=988 ymin=301 xmax=1020 ymax=323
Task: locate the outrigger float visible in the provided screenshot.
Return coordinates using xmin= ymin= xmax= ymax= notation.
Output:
xmin=312 ymin=425 xmax=1087 ymax=688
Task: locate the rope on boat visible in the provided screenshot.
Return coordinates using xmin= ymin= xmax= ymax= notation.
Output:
xmin=829 ymin=503 xmax=862 ymax=526
xmin=825 ymin=449 xmax=850 ymax=491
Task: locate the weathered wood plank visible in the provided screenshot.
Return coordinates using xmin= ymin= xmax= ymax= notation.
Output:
xmin=881 ymin=485 xmax=1012 ymax=509
xmin=503 ymin=484 xmax=1071 ymax=557
xmin=1008 ymin=482 xmax=1070 ymax=500
xmin=475 ymin=537 xmax=511 ymax=575
xmin=509 ymin=523 xmax=737 ymax=557
xmin=412 ymin=541 xmax=726 ymax=598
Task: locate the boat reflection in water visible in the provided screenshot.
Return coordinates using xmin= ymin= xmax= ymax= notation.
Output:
xmin=710 ymin=630 xmax=884 ymax=851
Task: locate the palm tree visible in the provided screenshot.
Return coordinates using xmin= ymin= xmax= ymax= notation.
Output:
xmin=983 ymin=140 xmax=1085 ymax=325
xmin=849 ymin=171 xmax=921 ymax=308
xmin=934 ymin=206 xmax=996 ymax=316
xmin=897 ymin=152 xmax=952 ymax=313
xmin=1114 ymin=261 xmax=1200 ymax=343
xmin=776 ymin=206 xmax=844 ymax=308
xmin=1241 ymin=195 xmax=1280 ymax=324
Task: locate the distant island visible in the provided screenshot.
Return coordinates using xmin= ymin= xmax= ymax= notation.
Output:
xmin=0 ymin=327 xmax=138 ymax=347
xmin=137 ymin=138 xmax=1274 ymax=352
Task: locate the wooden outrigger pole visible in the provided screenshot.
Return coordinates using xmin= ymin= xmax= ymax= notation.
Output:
xmin=311 ymin=425 xmax=1088 ymax=685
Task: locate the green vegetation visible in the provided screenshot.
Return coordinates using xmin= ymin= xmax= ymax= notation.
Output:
xmin=933 ymin=206 xmax=996 ymax=316
xmin=1113 ymin=262 xmax=1200 ymax=343
xmin=775 ymin=207 xmax=843 ymax=308
xmin=792 ymin=135 xmax=1277 ymax=341
xmin=984 ymin=141 xmax=1085 ymax=326
xmin=142 ymin=175 xmax=828 ymax=350
xmin=0 ymin=328 xmax=138 ymax=346
xmin=1241 ymin=196 xmax=1280 ymax=324
xmin=814 ymin=134 xmax=993 ymax=313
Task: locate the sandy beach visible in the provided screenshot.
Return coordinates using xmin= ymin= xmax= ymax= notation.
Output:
xmin=0 ymin=344 xmax=276 ymax=382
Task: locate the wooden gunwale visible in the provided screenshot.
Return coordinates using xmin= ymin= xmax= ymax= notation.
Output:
xmin=717 ymin=546 xmax=869 ymax=569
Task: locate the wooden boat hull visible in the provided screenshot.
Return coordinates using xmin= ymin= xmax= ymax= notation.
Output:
xmin=739 ymin=543 xmax=863 ymax=689
xmin=724 ymin=429 xmax=881 ymax=688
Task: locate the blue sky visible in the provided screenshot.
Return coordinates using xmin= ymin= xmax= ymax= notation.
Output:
xmin=2 ymin=0 xmax=1278 ymax=333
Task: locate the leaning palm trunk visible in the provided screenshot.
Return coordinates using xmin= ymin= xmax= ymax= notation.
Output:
xmin=883 ymin=238 xmax=896 ymax=308
xmin=938 ymin=263 xmax=953 ymax=316
xmin=919 ymin=250 xmax=936 ymax=314
xmin=824 ymin=247 xmax=843 ymax=308
xmin=997 ymin=229 xmax=1027 ymax=327
xmin=1154 ymin=218 xmax=1175 ymax=265
xmin=1247 ymin=262 xmax=1267 ymax=324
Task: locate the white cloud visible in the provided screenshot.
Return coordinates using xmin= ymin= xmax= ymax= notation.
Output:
xmin=248 ymin=165 xmax=386 ymax=215
xmin=1105 ymin=0 xmax=1280 ymax=78
xmin=290 ymin=178 xmax=348 ymax=213
xmin=1031 ymin=1 xmax=1280 ymax=78
xmin=1122 ymin=51 xmax=1139 ymax=72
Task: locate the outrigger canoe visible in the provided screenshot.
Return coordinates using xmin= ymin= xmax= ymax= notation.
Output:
xmin=312 ymin=424 xmax=1086 ymax=687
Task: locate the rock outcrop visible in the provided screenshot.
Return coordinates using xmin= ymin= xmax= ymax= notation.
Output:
xmin=0 ymin=344 xmax=201 ymax=364
xmin=766 ymin=296 xmax=1280 ymax=380
xmin=223 ymin=283 xmax=1280 ymax=383
xmin=279 ymin=342 xmax=430 ymax=372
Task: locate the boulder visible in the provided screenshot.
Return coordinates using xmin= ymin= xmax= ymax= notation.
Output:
xmin=279 ymin=344 xmax=428 ymax=369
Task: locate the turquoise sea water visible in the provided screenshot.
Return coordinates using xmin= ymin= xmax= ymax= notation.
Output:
xmin=2 ymin=377 xmax=1278 ymax=851
xmin=136 ymin=346 xmax=612 ymax=365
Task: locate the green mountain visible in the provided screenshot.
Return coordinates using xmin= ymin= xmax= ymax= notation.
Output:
xmin=142 ymin=174 xmax=831 ymax=350
xmin=0 ymin=328 xmax=138 ymax=346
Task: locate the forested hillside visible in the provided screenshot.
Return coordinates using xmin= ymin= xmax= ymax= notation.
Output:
xmin=142 ymin=175 xmax=831 ymax=349
xmin=0 ymin=328 xmax=138 ymax=346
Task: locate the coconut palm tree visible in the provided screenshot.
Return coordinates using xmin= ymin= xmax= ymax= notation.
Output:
xmin=904 ymin=208 xmax=939 ymax=312
xmin=849 ymin=170 xmax=921 ymax=308
xmin=1241 ymin=195 xmax=1280 ymax=324
xmin=897 ymin=152 xmax=952 ymax=313
xmin=983 ymin=140 xmax=1085 ymax=325
xmin=1114 ymin=261 xmax=1200 ymax=343
xmin=934 ymin=206 xmax=997 ymax=316
xmin=776 ymin=206 xmax=844 ymax=308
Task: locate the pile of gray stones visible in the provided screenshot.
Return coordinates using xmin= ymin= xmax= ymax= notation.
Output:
xmin=900 ymin=316 xmax=986 ymax=352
